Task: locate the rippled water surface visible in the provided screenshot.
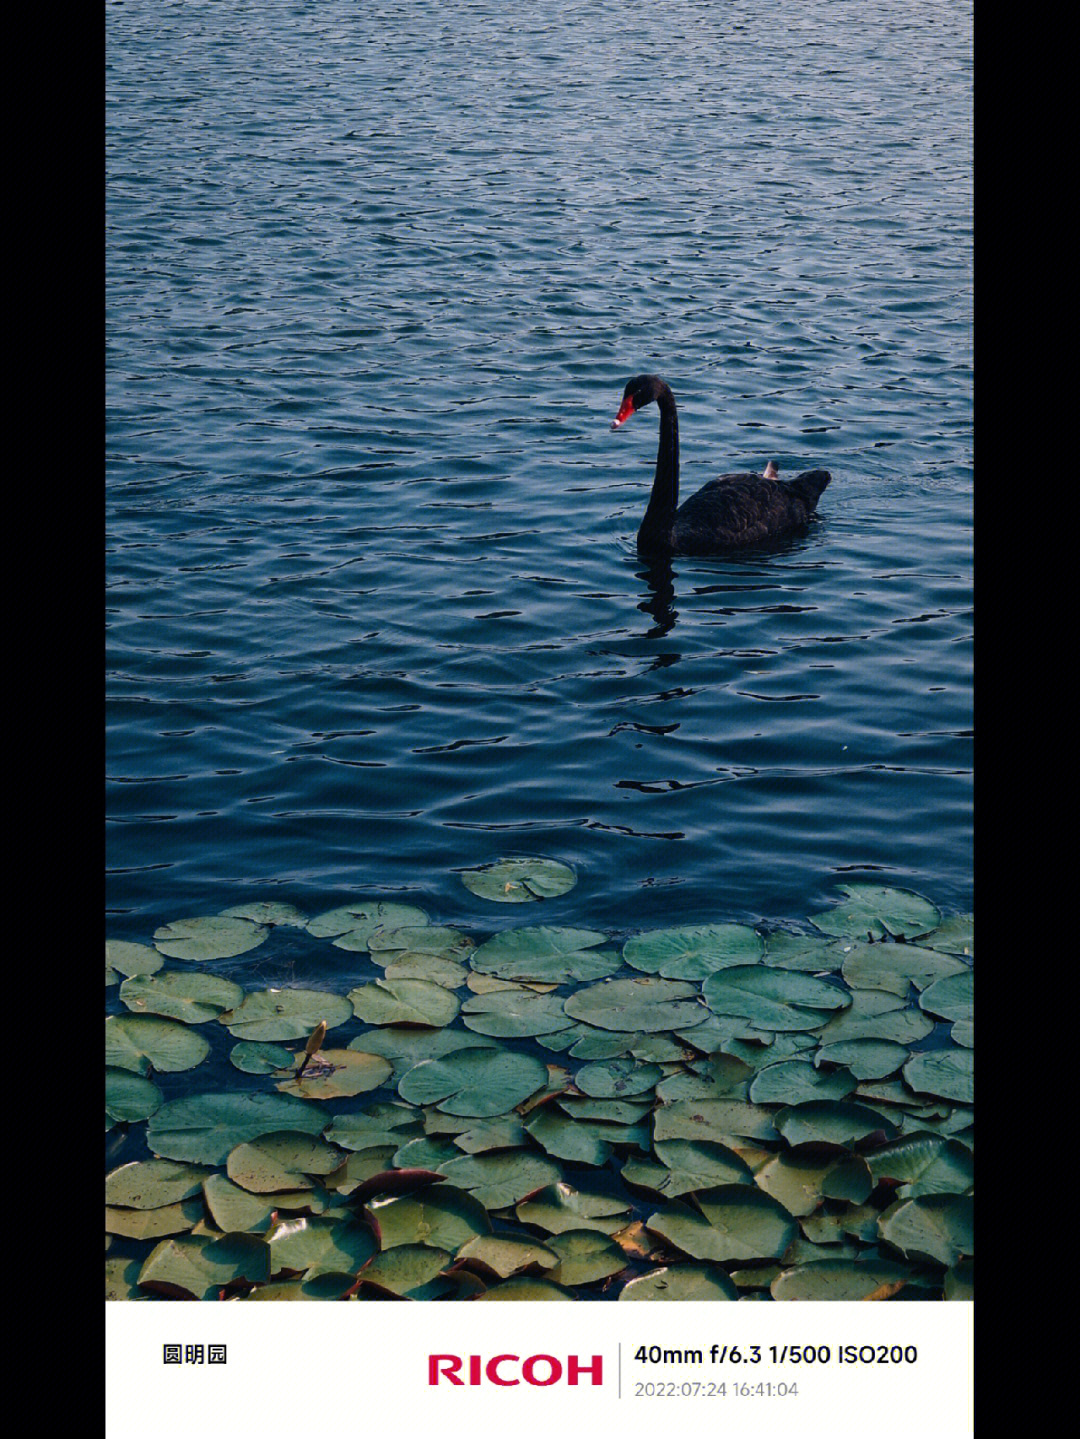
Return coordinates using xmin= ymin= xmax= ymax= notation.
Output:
xmin=106 ymin=0 xmax=972 ymax=934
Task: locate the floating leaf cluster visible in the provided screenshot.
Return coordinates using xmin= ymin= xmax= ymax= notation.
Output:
xmin=105 ymin=881 xmax=972 ymax=1301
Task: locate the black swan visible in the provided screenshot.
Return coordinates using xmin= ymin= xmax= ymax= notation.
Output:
xmin=610 ymin=375 xmax=831 ymax=554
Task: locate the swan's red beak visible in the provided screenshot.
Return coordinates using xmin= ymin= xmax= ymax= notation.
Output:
xmin=611 ymin=395 xmax=635 ymax=430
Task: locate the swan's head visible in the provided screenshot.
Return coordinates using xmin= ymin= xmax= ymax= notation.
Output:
xmin=763 ymin=460 xmax=780 ymax=479
xmin=611 ymin=374 xmax=666 ymax=429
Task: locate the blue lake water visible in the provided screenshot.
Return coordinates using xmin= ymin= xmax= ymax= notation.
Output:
xmin=106 ymin=0 xmax=972 ymax=940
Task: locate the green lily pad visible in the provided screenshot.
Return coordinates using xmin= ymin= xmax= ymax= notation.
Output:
xmin=106 ymin=1159 xmax=214 ymax=1209
xmin=105 ymin=1067 xmax=163 ymax=1123
xmin=809 ymin=885 xmax=941 ymax=941
xmin=841 ymin=941 xmax=968 ymax=997
xmin=347 ymin=1026 xmax=495 ymax=1076
xmin=951 ymin=1019 xmax=974 ymax=1048
xmin=324 ymin=1104 xmax=425 ymax=1152
xmin=564 ymin=977 xmax=707 ymax=1033
xmin=470 ymin=926 xmax=615 ymax=983
xmin=926 ymin=915 xmax=973 ymax=956
xmin=624 ymin=923 xmax=763 ymax=978
xmin=383 ymin=954 xmax=470 ymax=988
xmin=619 ymin=1265 xmax=739 ymax=1300
xmin=106 ymin=1256 xmax=145 ymax=1301
xmin=276 ymin=1048 xmax=393 ymax=1100
xmin=516 ymin=1183 xmax=631 ymax=1236
xmin=153 ymin=915 xmax=268 ymax=961
xmin=457 ymin=1233 xmax=559 ymax=1278
xmin=202 ymin=1174 xmax=280 ymax=1232
xmin=919 ymin=969 xmax=973 ymax=1023
xmin=461 ymin=857 xmax=577 ymax=903
xmin=266 ymin=1216 xmax=376 ymax=1276
xmin=147 ymin=1092 xmax=327 ymax=1165
xmin=437 ymin=1151 xmax=562 ymax=1209
xmin=226 ymin=1132 xmax=343 ymax=1192
xmin=106 ymin=1194 xmax=205 ymax=1240
xmin=524 ymin=1108 xmax=623 ymax=1167
xmin=119 ymin=971 xmax=245 ymax=1024
xmin=702 ymin=966 xmax=849 ymax=1032
xmin=461 ymin=989 xmax=572 ymax=1038
xmin=368 ymin=925 xmax=475 ymax=961
xmin=347 ymin=978 xmax=460 ymax=1028
xmin=229 ymin=1040 xmax=297 ymax=1074
xmin=771 ymin=1258 xmax=914 ymax=1301
xmin=106 ymin=940 xmax=164 ymax=978
xmin=307 ymin=900 xmax=429 ymax=942
xmin=944 ymin=1258 xmax=974 ymax=1300
xmin=867 ymin=1135 xmax=974 ymax=1197
xmin=475 ymin=1276 xmax=575 ymax=1299
xmin=774 ymin=1101 xmax=898 ymax=1147
xmin=221 ymin=901 xmax=308 ymax=927
xmin=762 ymin=932 xmax=844 ymax=972
xmin=106 ymin=1014 xmax=210 ymax=1075
xmin=398 ymin=1046 xmax=548 ymax=1117
xmin=815 ymin=1040 xmax=909 ymax=1081
xmin=648 ymin=1186 xmax=797 ymax=1263
xmin=622 ymin=1139 xmax=753 ymax=1198
xmin=752 ymin=1154 xmax=839 ymax=1216
xmin=138 ymin=1233 xmax=271 ymax=1299
xmin=903 ymin=1048 xmax=974 ymax=1103
xmin=574 ymin=1057 xmax=663 ymax=1098
xmin=749 ymin=1059 xmax=856 ymax=1106
xmin=878 ymin=1194 xmax=973 ymax=1267
xmin=368 ymin=1183 xmax=492 ymax=1252
xmin=817 ymin=989 xmax=935 ymax=1044
xmin=545 ymin=1229 xmax=626 ymax=1286
xmin=653 ymin=1098 xmax=779 ymax=1145
xmin=220 ymin=988 xmax=354 ymax=1041
xmin=357 ymin=1244 xmax=455 ymax=1296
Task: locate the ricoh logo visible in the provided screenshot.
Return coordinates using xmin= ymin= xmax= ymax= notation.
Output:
xmin=428 ymin=1354 xmax=604 ymax=1387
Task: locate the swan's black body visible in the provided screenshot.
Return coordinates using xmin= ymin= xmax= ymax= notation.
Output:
xmin=611 ymin=375 xmax=831 ymax=555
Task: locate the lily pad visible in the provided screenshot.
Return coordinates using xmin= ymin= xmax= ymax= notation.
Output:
xmin=146 ymin=1092 xmax=327 ymax=1165
xmin=220 ymin=988 xmax=354 ymax=1041
xmin=771 ymin=1258 xmax=914 ymax=1301
xmin=119 ymin=971 xmax=245 ymax=1024
xmin=545 ymin=1229 xmax=627 ymax=1286
xmin=622 ymin=1139 xmax=753 ymax=1198
xmin=368 ymin=924 xmax=474 ymax=960
xmin=220 ymin=901 xmax=308 ymax=927
xmin=202 ymin=1175 xmax=280 ymax=1233
xmin=307 ymin=900 xmax=429 ymax=942
xmin=564 ymin=977 xmax=707 ymax=1033
xmin=226 ymin=1132 xmax=343 ymax=1192
xmin=398 ymin=1047 xmax=548 ymax=1117
xmin=368 ymin=1183 xmax=492 ymax=1253
xmin=457 ymin=1233 xmax=558 ymax=1278
xmin=749 ymin=1059 xmax=856 ymax=1106
xmin=105 ymin=1067 xmax=163 ymax=1123
xmin=106 ymin=940 xmax=164 ymax=978
xmin=106 ymin=1014 xmax=210 ymax=1075
xmin=106 ymin=1159 xmax=213 ymax=1210
xmin=138 ymin=1233 xmax=270 ymax=1299
xmin=474 ymin=1276 xmax=575 ymax=1299
xmin=106 ymin=1195 xmax=205 ymax=1239
xmin=153 ymin=915 xmax=268 ymax=961
xmin=383 ymin=954 xmax=470 ymax=988
xmin=647 ymin=1186 xmax=797 ymax=1263
xmin=266 ymin=1216 xmax=376 ymax=1276
xmin=347 ymin=978 xmax=460 ymax=1028
xmin=348 ymin=1026 xmax=495 ymax=1076
xmin=229 ymin=1040 xmax=297 ymax=1075
xmin=878 ymin=1194 xmax=973 ymax=1267
xmin=619 ymin=1265 xmax=738 ymax=1300
xmin=809 ymin=885 xmax=941 ymax=941
xmin=324 ymin=1104 xmax=426 ymax=1152
xmin=867 ymin=1135 xmax=975 ymax=1197
xmin=762 ymin=931 xmax=843 ymax=972
xmin=702 ymin=966 xmax=849 ymax=1031
xmin=841 ymin=941 xmax=968 ymax=997
xmin=470 ymin=925 xmax=614 ymax=982
xmin=276 ymin=1048 xmax=393 ymax=1100
xmin=817 ymin=989 xmax=935 ymax=1044
xmin=919 ymin=968 xmax=974 ymax=1023
xmin=774 ymin=1101 xmax=898 ymax=1148
xmin=815 ymin=1040 xmax=909 ymax=1081
xmin=461 ymin=989 xmax=571 ymax=1038
xmin=903 ymin=1048 xmax=974 ymax=1104
xmin=653 ymin=1098 xmax=779 ymax=1145
xmin=437 ymin=1151 xmax=562 ymax=1209
xmin=574 ymin=1056 xmax=663 ymax=1098
xmin=357 ymin=1244 xmax=455 ymax=1296
xmin=516 ymin=1183 xmax=631 ymax=1236
xmin=624 ymin=923 xmax=763 ymax=978
xmin=461 ymin=857 xmax=577 ymax=903
xmin=926 ymin=915 xmax=973 ymax=955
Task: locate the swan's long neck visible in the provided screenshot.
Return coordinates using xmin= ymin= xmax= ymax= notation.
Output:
xmin=638 ymin=385 xmax=679 ymax=550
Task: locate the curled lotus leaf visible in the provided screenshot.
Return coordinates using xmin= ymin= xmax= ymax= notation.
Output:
xmin=460 ymin=857 xmax=577 ymax=903
xmin=106 ymin=940 xmax=164 ymax=978
xmin=147 ymin=1092 xmax=326 ymax=1165
xmin=647 ymin=1185 xmax=797 ymax=1263
xmin=877 ymin=1193 xmax=973 ymax=1268
xmin=841 ymin=941 xmax=968 ymax=997
xmin=119 ymin=971 xmax=245 ymax=1024
xmin=220 ymin=901 xmax=308 ymax=927
xmin=138 ymin=1233 xmax=270 ymax=1299
xmin=919 ymin=968 xmax=973 ymax=1023
xmin=105 ymin=1067 xmax=163 ymax=1123
xmin=808 ymin=885 xmax=941 ymax=941
xmin=347 ymin=978 xmax=460 ymax=1028
xmin=367 ymin=1183 xmax=492 ymax=1253
xmin=620 ymin=1265 xmax=738 ymax=1301
xmin=398 ymin=1046 xmax=548 ymax=1117
xmin=276 ymin=1048 xmax=393 ymax=1100
xmin=153 ymin=915 xmax=268 ymax=961
xmin=624 ymin=923 xmax=763 ymax=979
xmin=461 ymin=989 xmax=572 ymax=1038
xmin=771 ymin=1258 xmax=914 ymax=1301
xmin=106 ymin=1160 xmax=213 ymax=1210
xmin=903 ymin=1047 xmax=974 ymax=1104
xmin=436 ymin=1151 xmax=562 ymax=1210
xmin=702 ymin=966 xmax=849 ymax=1032
xmin=565 ymin=977 xmax=707 ymax=1033
xmin=106 ymin=1014 xmax=210 ymax=1075
xmin=221 ymin=988 xmax=354 ymax=1041
xmin=307 ymin=900 xmax=429 ymax=942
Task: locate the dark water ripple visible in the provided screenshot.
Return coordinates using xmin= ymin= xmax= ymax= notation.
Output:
xmin=107 ymin=0 xmax=972 ymax=933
